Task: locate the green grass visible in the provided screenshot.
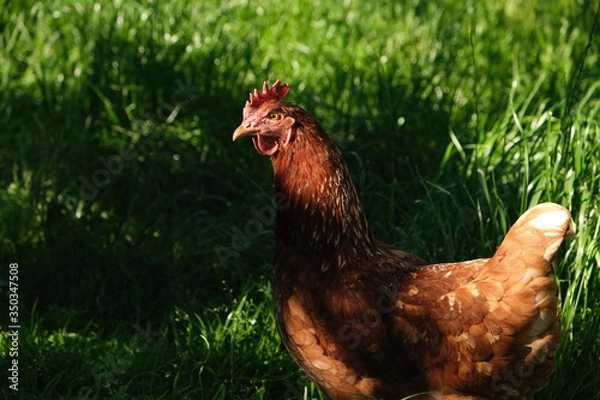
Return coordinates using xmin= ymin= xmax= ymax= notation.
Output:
xmin=1 ymin=0 xmax=599 ymax=398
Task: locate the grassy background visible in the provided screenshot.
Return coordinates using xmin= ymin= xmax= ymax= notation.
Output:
xmin=1 ymin=0 xmax=599 ymax=398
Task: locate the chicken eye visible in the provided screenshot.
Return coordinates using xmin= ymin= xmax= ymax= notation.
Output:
xmin=268 ymin=113 xmax=280 ymax=121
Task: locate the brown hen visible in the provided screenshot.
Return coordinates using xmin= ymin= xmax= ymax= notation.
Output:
xmin=232 ymin=81 xmax=575 ymax=400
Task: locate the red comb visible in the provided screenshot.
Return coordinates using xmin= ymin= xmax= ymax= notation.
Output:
xmin=248 ymin=80 xmax=290 ymax=107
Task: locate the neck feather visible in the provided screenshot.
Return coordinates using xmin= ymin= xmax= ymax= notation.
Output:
xmin=272 ymin=121 xmax=375 ymax=269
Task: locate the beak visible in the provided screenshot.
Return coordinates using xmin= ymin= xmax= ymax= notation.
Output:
xmin=232 ymin=124 xmax=259 ymax=141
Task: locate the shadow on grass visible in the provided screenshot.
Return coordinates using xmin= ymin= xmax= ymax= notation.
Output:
xmin=1 ymin=23 xmax=460 ymax=322
xmin=2 ymin=29 xmax=469 ymax=400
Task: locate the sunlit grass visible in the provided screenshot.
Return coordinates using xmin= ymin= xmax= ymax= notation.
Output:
xmin=1 ymin=0 xmax=598 ymax=398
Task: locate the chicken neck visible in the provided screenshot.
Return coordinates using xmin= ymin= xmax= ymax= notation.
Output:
xmin=271 ymin=125 xmax=377 ymax=271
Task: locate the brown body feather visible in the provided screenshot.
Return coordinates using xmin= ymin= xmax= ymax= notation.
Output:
xmin=233 ymin=81 xmax=575 ymax=399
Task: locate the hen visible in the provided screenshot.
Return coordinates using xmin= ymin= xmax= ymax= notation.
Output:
xmin=232 ymin=81 xmax=575 ymax=400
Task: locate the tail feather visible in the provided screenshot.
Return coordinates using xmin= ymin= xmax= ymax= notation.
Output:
xmin=494 ymin=202 xmax=575 ymax=268
xmin=480 ymin=203 xmax=574 ymax=394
